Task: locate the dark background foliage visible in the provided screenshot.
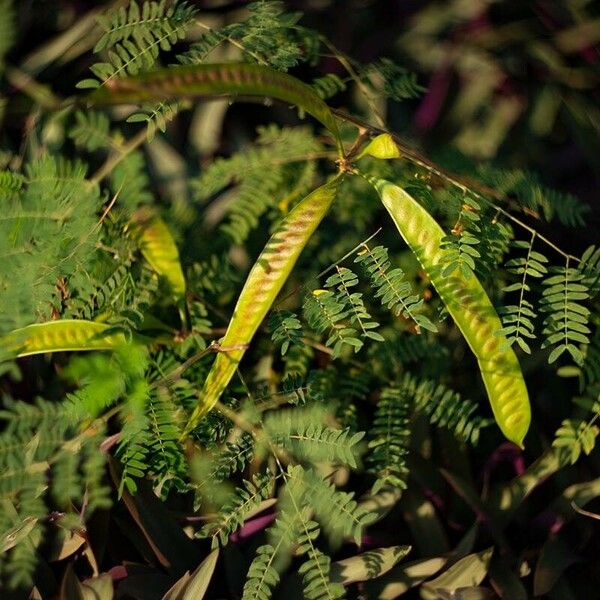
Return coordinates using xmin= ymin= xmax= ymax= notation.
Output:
xmin=9 ymin=0 xmax=599 ymax=221
xmin=1 ymin=1 xmax=599 ymax=599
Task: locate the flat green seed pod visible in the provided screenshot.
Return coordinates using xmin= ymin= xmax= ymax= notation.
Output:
xmin=87 ymin=62 xmax=342 ymax=154
xmin=129 ymin=208 xmax=186 ymax=298
xmin=357 ymin=133 xmax=401 ymax=160
xmin=369 ymin=176 xmax=531 ymax=447
xmin=184 ymin=175 xmax=343 ymax=434
xmin=1 ymin=320 xmax=129 ymax=357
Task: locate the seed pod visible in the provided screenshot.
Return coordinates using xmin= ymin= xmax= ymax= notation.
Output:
xmin=357 ymin=133 xmax=401 ymax=160
xmin=1 ymin=319 xmax=129 ymax=357
xmin=367 ymin=175 xmax=531 ymax=447
xmin=184 ymin=175 xmax=343 ymax=434
xmin=128 ymin=208 xmax=186 ymax=298
xmin=87 ymin=62 xmax=342 ymax=154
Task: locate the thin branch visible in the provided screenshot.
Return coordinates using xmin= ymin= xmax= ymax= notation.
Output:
xmin=89 ymin=127 xmax=148 ymax=184
xmin=571 ymin=501 xmax=600 ymax=521
xmin=320 ymin=39 xmax=386 ymax=128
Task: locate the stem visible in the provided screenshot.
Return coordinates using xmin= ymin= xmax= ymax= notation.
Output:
xmin=5 ymin=66 xmax=64 ymax=110
xmin=320 ymin=38 xmax=386 ymax=128
xmin=90 ymin=127 xmax=148 ymax=184
xmin=514 ymin=231 xmax=536 ymax=346
xmin=564 ymin=257 xmax=570 ymax=351
xmin=196 ymin=20 xmax=268 ymax=66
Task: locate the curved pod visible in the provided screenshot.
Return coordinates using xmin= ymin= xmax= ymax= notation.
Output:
xmin=369 ymin=177 xmax=531 ymax=447
xmin=128 ymin=209 xmax=186 ymax=298
xmin=1 ymin=319 xmax=129 ymax=357
xmin=184 ymin=176 xmax=343 ymax=434
xmin=87 ymin=62 xmax=342 ymax=154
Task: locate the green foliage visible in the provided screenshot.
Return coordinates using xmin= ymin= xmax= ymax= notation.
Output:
xmin=325 ymin=266 xmax=384 ymax=343
xmin=264 ymin=407 xmax=364 ymax=468
xmin=312 ymin=73 xmax=347 ymax=100
xmin=186 ymin=254 xmax=240 ymax=310
xmin=94 ymin=0 xmax=197 ymax=54
xmin=110 ymin=149 xmax=153 ymax=209
xmin=80 ymin=0 xmax=197 ymax=89
xmin=208 ymin=432 xmax=255 ymax=482
xmin=498 ymin=239 xmax=549 ymax=354
xmin=369 ymin=330 xmax=448 ymax=379
xmin=68 ymin=110 xmax=111 ymax=152
xmin=0 ymin=156 xmax=103 ymax=333
xmin=193 ymin=125 xmax=321 ymax=244
xmin=541 ymin=266 xmax=591 ymax=365
xmin=0 ymin=1 xmax=597 ymax=597
xmin=402 ymin=374 xmax=492 ymax=445
xmin=67 ymin=262 xmax=159 ymax=332
xmin=354 ymin=244 xmax=437 ymax=334
xmin=116 ymin=409 xmax=152 ymax=495
xmin=439 ymin=196 xmax=482 ymax=278
xmin=78 ymin=0 xmax=198 ymax=141
xmin=581 ymin=329 xmax=600 ymax=390
xmin=553 ymin=417 xmax=599 ymax=465
xmin=269 ymin=310 xmax=303 ymax=355
xmin=182 ymin=1 xmax=320 ymax=72
xmin=127 ymin=99 xmax=183 ymax=142
xmin=249 ymin=465 xmax=349 ymax=599
xmin=581 ymin=245 xmax=600 ymax=297
xmin=303 ymin=289 xmax=363 ymax=357
xmin=145 ymin=387 xmax=187 ymax=494
xmin=362 ymin=58 xmax=425 ymax=101
xmin=475 ymin=166 xmax=590 ymax=227
xmin=0 ymin=397 xmax=110 ymax=588
xmin=367 ymin=387 xmax=411 ymax=493
xmin=299 ymin=548 xmax=346 ymax=599
xmin=199 ymin=471 xmax=274 ymax=548
xmin=223 ymin=1 xmax=318 ymax=71
xmin=243 ymin=544 xmax=281 ymax=600
xmin=300 ymin=468 xmax=373 ymax=545
xmin=0 ymin=170 xmax=25 ymax=199
xmin=474 ymin=215 xmax=512 ymax=280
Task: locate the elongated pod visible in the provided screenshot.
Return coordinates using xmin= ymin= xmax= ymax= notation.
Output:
xmin=128 ymin=208 xmax=186 ymax=298
xmin=367 ymin=176 xmax=531 ymax=447
xmin=87 ymin=62 xmax=342 ymax=154
xmin=184 ymin=175 xmax=343 ymax=435
xmin=1 ymin=320 xmax=129 ymax=357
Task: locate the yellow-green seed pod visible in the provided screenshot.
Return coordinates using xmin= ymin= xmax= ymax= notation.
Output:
xmin=87 ymin=62 xmax=343 ymax=156
xmin=1 ymin=320 xmax=129 ymax=357
xmin=357 ymin=133 xmax=401 ymax=160
xmin=368 ymin=176 xmax=531 ymax=447
xmin=128 ymin=208 xmax=186 ymax=298
xmin=184 ymin=175 xmax=343 ymax=435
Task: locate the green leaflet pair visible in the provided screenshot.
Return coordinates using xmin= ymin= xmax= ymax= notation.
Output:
xmin=3 ymin=63 xmax=531 ymax=446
